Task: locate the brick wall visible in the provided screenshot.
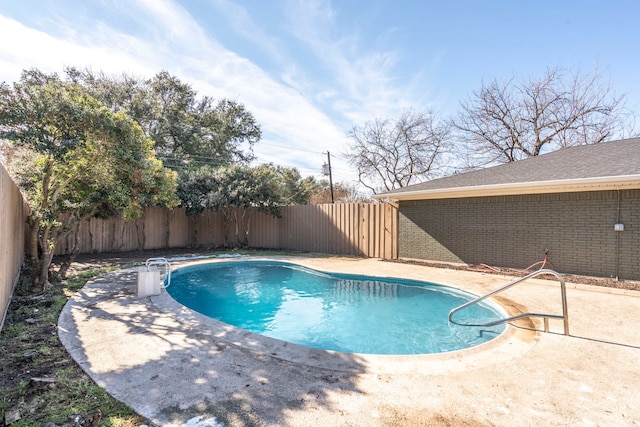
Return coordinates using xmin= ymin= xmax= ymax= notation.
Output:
xmin=399 ymin=190 xmax=639 ymax=280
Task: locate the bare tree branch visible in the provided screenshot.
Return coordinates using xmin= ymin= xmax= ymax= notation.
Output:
xmin=346 ymin=109 xmax=450 ymax=194
xmin=452 ymin=66 xmax=636 ymax=166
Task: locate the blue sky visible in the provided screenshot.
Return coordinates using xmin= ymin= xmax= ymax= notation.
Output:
xmin=1 ymin=0 xmax=638 ymax=185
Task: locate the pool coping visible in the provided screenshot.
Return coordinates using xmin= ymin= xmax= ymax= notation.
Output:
xmin=58 ymin=255 xmax=640 ymax=426
xmin=151 ymin=256 xmax=539 ymax=375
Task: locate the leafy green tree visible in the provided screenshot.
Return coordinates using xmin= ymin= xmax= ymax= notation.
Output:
xmin=0 ymin=70 xmax=177 ymax=289
xmin=66 ymin=68 xmax=261 ymax=168
xmin=177 ymin=164 xmax=286 ymax=246
xmin=255 ymin=163 xmax=319 ymax=205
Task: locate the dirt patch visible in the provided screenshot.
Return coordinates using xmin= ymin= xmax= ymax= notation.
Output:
xmin=0 ymin=248 xmax=305 ymax=426
xmin=0 ymin=264 xmax=151 ymax=426
xmin=4 ymin=248 xmax=637 ymax=425
xmin=53 ymin=247 xmax=210 ymax=272
xmin=65 ymin=249 xmax=640 ymax=291
xmin=377 ymin=405 xmax=489 ymax=427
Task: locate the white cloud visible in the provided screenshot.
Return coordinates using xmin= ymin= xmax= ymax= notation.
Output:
xmin=0 ymin=15 xmax=156 ymax=82
xmin=0 ymin=2 xmax=356 ymax=182
xmin=282 ymin=0 xmax=420 ymax=124
xmin=133 ymin=0 xmax=213 ymax=50
xmin=210 ymin=0 xmax=286 ymax=64
xmin=127 ymin=0 xmax=355 ymax=180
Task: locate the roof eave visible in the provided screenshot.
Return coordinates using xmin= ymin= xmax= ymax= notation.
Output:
xmin=372 ymin=175 xmax=640 ymax=201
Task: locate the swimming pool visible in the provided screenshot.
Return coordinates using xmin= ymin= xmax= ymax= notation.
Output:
xmin=166 ymin=260 xmax=506 ymax=355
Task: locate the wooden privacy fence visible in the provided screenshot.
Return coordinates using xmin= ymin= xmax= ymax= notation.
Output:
xmin=1 ymin=164 xmax=28 ymax=330
xmin=54 ymin=203 xmax=398 ymax=259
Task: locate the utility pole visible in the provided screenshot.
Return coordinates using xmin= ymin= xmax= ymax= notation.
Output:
xmin=322 ymin=151 xmax=335 ymax=203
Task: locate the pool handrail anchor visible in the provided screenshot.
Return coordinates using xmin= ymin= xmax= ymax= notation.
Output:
xmin=145 ymin=257 xmax=171 ymax=288
xmin=448 ymin=269 xmax=569 ymax=335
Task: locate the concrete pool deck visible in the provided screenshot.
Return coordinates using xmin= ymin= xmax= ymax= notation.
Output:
xmin=58 ymin=256 xmax=640 ymax=426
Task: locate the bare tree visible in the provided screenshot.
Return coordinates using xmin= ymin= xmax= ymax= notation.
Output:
xmin=309 ymin=180 xmax=369 ymax=204
xmin=453 ymin=66 xmax=635 ymax=166
xmin=346 ymin=109 xmax=450 ymax=194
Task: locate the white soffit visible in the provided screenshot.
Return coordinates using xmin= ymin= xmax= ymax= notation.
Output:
xmin=374 ymin=175 xmax=640 ymax=201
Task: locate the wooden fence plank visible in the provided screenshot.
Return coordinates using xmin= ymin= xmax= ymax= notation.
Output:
xmin=51 ymin=203 xmax=398 ymax=259
xmin=1 ymin=165 xmax=28 ymax=329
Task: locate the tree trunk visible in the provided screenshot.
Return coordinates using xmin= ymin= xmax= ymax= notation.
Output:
xmin=237 ymin=208 xmax=249 ymax=247
xmin=36 ymin=226 xmax=56 ymax=291
xmin=232 ymin=208 xmax=250 ymax=247
xmin=27 ymin=215 xmax=43 ymax=290
xmin=39 ymin=246 xmax=55 ymax=291
xmin=222 ymin=208 xmax=231 ymax=247
xmin=57 ymin=222 xmax=81 ymax=279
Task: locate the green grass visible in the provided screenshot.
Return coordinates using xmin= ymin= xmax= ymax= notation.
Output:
xmin=0 ymin=266 xmax=148 ymax=427
xmin=1 ymin=249 xmax=327 ymax=426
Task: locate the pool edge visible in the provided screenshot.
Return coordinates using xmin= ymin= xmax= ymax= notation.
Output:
xmin=151 ymin=256 xmax=540 ymax=374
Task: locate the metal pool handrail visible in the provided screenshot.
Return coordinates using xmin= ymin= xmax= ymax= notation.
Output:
xmin=145 ymin=257 xmax=171 ymax=288
xmin=448 ymin=269 xmax=569 ymax=335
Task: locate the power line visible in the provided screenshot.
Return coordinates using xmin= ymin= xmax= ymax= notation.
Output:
xmin=158 ymin=145 xmax=357 ymax=183
xmin=256 ymin=141 xmax=326 ymax=155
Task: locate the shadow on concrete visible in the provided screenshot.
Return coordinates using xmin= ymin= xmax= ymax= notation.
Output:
xmin=510 ymin=322 xmax=640 ymax=351
xmin=566 ymin=334 xmax=640 ymax=350
xmin=59 ymin=267 xmax=369 ymax=426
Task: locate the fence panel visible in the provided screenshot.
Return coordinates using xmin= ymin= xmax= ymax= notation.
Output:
xmin=50 ymin=203 xmax=398 ymax=259
xmin=1 ymin=159 xmax=397 ymax=331
xmin=1 ymin=165 xmax=28 ymax=330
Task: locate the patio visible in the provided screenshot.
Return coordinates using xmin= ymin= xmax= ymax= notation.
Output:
xmin=58 ymin=256 xmax=640 ymax=426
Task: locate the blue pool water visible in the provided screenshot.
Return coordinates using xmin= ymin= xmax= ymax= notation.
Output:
xmin=166 ymin=261 xmax=506 ymax=355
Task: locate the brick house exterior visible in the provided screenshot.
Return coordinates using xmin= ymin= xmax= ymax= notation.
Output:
xmin=374 ymin=138 xmax=640 ymax=280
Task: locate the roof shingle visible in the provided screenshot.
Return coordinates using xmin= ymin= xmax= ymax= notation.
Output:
xmin=375 ymin=138 xmax=640 ymax=199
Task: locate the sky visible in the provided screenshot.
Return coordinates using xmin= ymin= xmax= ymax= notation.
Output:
xmin=1 ymin=0 xmax=639 ymax=187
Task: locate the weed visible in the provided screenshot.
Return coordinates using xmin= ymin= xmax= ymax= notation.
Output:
xmin=0 ymin=265 xmax=148 ymax=426
xmin=1 ymin=249 xmax=307 ymax=425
